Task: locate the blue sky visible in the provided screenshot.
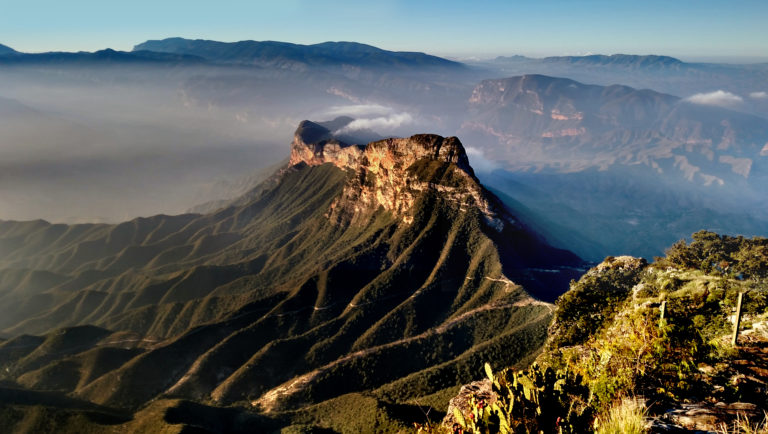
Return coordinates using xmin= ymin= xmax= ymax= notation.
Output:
xmin=2 ymin=0 xmax=767 ymax=61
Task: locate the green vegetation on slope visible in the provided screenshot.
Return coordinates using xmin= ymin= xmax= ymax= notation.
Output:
xmin=549 ymin=232 xmax=768 ymax=409
xmin=444 ymin=231 xmax=768 ymax=433
xmin=0 ymin=132 xmax=580 ymax=432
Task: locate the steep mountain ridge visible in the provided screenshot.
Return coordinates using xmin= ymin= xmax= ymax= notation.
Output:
xmin=289 ymin=120 xmax=509 ymax=229
xmin=0 ymin=121 xmax=580 ymax=431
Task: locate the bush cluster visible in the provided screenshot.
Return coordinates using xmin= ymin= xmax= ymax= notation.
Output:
xmin=663 ymin=230 xmax=768 ymax=280
xmin=435 ymin=232 xmax=768 ymax=433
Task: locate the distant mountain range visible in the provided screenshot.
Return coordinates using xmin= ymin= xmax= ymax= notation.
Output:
xmin=0 ymin=39 xmax=463 ymax=71
xmin=0 ymin=42 xmax=693 ymax=71
xmin=0 ymin=48 xmax=206 ymax=65
xmin=493 ymin=54 xmax=690 ymax=71
xmin=460 ymin=74 xmax=768 ymax=260
xmin=481 ymin=54 xmax=768 ymax=120
xmin=462 ymin=74 xmax=768 ymax=185
xmin=494 ymin=53 xmax=687 ymax=68
xmin=3 ymin=38 xmax=765 ymax=116
xmin=542 ymin=54 xmax=686 ymax=69
xmin=132 ymin=37 xmax=465 ymax=70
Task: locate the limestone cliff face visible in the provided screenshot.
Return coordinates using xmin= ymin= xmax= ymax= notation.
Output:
xmin=289 ymin=120 xmax=509 ymax=229
xmin=463 ymin=75 xmax=768 ymax=186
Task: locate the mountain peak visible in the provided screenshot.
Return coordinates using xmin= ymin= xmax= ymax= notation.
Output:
xmin=310 ymin=41 xmax=385 ymax=53
xmin=0 ymin=43 xmax=17 ymax=55
xmin=291 ymin=118 xmax=473 ymax=174
xmin=289 ymin=119 xmax=503 ymax=228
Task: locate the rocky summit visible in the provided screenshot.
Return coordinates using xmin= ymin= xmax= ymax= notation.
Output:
xmin=290 ymin=119 xmax=507 ymax=229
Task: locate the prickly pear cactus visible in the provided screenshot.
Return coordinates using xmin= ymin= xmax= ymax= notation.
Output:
xmin=453 ymin=363 xmax=593 ymax=433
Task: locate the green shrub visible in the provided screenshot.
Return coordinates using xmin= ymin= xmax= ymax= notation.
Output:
xmin=665 ymin=231 xmax=768 ymax=280
xmin=550 ymin=266 xmax=644 ymax=348
xmin=443 ymin=231 xmax=768 ymax=434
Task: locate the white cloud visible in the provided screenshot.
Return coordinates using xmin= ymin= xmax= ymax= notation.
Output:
xmin=335 ymin=112 xmax=414 ymax=134
xmin=322 ymin=104 xmax=394 ymax=118
xmin=749 ymin=91 xmax=768 ymax=100
xmin=685 ymin=90 xmax=743 ymax=107
xmin=465 ymin=146 xmax=499 ymax=173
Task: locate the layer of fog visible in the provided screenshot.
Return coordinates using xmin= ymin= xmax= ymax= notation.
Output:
xmin=0 ymin=68 xmax=288 ymax=222
xmin=0 ymin=64 xmax=471 ymax=223
xmin=1 ymin=55 xmax=767 ymax=264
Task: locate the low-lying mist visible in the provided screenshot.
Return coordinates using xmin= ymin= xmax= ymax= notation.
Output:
xmin=1 ymin=51 xmax=767 ymax=262
xmin=0 ymin=64 xmax=457 ymax=222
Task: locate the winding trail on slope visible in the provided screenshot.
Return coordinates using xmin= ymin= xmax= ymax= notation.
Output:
xmin=252 ymin=297 xmax=553 ymax=412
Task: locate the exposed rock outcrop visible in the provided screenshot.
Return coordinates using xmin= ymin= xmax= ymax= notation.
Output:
xmin=289 ymin=119 xmax=509 ymax=229
xmin=441 ymin=378 xmax=498 ymax=429
xmin=594 ymin=255 xmax=648 ymax=272
xmin=651 ymin=402 xmax=761 ymax=432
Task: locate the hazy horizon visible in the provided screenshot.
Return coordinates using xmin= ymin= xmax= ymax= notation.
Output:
xmin=5 ymin=37 xmax=768 ymax=65
xmin=3 ymin=0 xmax=767 ymax=61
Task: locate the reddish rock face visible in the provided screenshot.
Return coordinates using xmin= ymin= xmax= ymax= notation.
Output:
xmin=289 ymin=120 xmax=507 ymax=229
xmin=290 ymin=120 xmax=472 ymax=172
